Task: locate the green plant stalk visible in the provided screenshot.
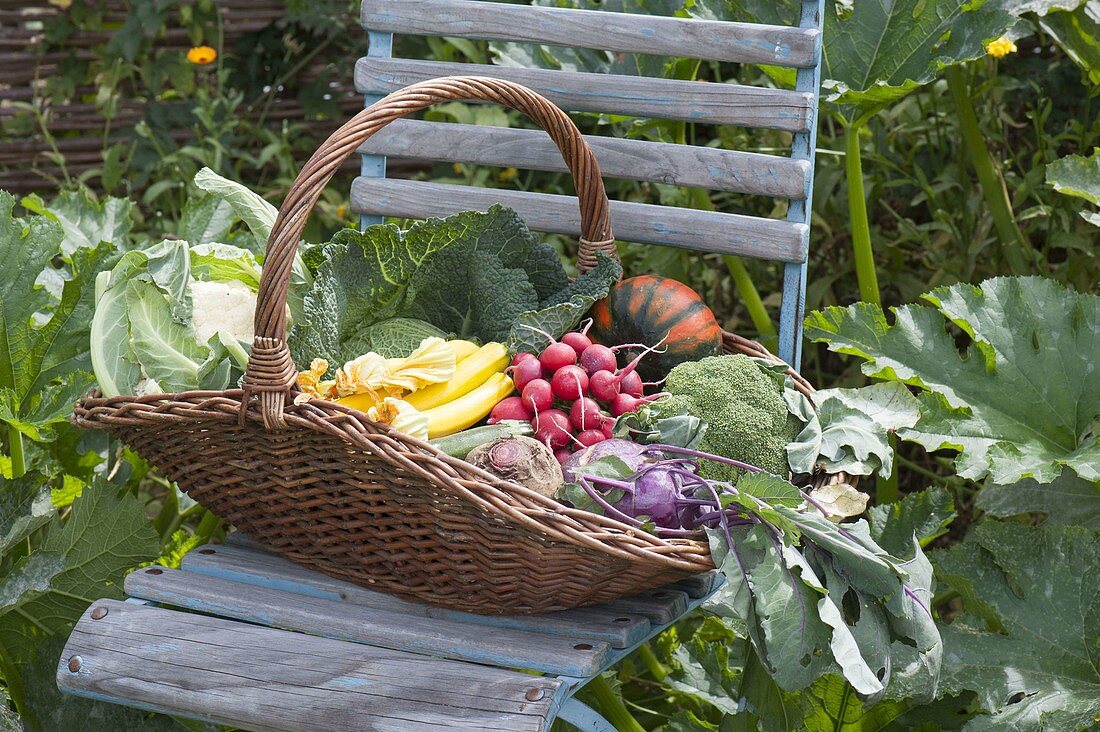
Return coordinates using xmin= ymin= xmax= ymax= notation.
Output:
xmin=635 ymin=643 xmax=668 ymax=682
xmin=0 ymin=636 xmax=33 ymax=731
xmin=944 ymin=65 xmax=1030 ymax=275
xmin=723 ymin=256 xmax=777 ymax=344
xmin=586 ymin=675 xmax=646 ymax=732
xmin=845 ymin=117 xmax=880 ymax=306
xmin=8 ymin=426 xmax=26 ymax=478
xmin=877 ymin=433 xmax=900 ymax=504
xmin=193 ymin=509 xmax=223 ymax=545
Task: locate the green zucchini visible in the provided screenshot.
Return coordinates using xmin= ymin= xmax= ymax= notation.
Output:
xmin=429 ymin=420 xmax=534 ymax=459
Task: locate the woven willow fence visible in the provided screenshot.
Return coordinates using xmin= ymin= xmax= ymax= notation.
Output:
xmin=0 ymin=0 xmax=371 ymax=194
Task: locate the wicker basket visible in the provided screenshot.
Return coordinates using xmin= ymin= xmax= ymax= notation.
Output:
xmin=73 ymin=76 xmax=826 ymax=615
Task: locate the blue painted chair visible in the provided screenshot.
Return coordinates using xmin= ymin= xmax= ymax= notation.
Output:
xmin=57 ymin=1 xmax=824 ymax=729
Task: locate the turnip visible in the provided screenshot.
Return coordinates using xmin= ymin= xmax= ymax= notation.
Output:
xmin=534 ymin=408 xmax=573 ymax=449
xmin=487 ymin=396 xmax=532 ymax=424
xmin=551 ymin=365 xmax=589 ymax=401
xmin=466 ymin=435 xmax=563 ymax=498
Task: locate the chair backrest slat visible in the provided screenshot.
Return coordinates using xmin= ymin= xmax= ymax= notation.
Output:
xmin=356 ymin=0 xmax=826 ymax=367
xmin=359 ymin=119 xmax=811 ymax=198
xmin=355 ymin=58 xmax=815 ymax=131
xmin=361 ymin=0 xmax=820 ymax=67
xmin=351 ymin=178 xmax=808 ymax=262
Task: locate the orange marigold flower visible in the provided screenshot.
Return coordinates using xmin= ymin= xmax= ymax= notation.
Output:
xmin=985 ymin=36 xmax=1017 ymax=58
xmin=187 ymin=46 xmax=217 ymax=65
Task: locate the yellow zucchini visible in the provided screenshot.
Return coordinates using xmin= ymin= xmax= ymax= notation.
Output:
xmin=404 ymin=342 xmax=509 ymax=411
xmin=448 ymin=339 xmax=480 ymax=363
xmin=423 ymin=372 xmax=515 ymax=438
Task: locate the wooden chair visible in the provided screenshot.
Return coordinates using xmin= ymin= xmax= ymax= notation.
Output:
xmin=57 ymin=1 xmax=825 ymax=729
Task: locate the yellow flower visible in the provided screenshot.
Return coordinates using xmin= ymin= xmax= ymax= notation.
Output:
xmin=295 ymin=358 xmax=336 ymax=403
xmin=381 ymin=337 xmax=456 ymax=393
xmin=367 ymin=397 xmax=429 ymax=440
xmin=335 ymin=203 xmax=348 ymax=219
xmin=498 ymin=167 xmax=518 ymax=183
xmin=985 ymin=36 xmax=1017 ymax=58
xmin=187 ymin=46 xmax=217 ymax=65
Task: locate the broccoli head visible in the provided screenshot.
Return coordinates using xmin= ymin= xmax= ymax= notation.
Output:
xmin=656 ymin=355 xmax=800 ymax=480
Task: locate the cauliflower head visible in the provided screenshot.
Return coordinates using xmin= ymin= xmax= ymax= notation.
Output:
xmin=658 ymin=355 xmax=801 ymax=480
xmin=189 ymin=278 xmax=257 ymax=345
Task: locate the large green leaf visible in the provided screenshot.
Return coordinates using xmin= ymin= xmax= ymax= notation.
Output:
xmin=0 ymin=473 xmax=55 ymax=556
xmin=701 ymin=0 xmax=1014 ymax=117
xmin=934 ymin=521 xmax=1100 ymax=731
xmin=805 ymin=277 xmax=1100 ymax=484
xmin=1040 ymin=4 xmax=1100 ymax=86
xmin=0 ymin=479 xmax=160 ymax=671
xmin=868 ymin=487 xmax=956 ymax=554
xmin=0 ymin=191 xmax=116 ymax=443
xmin=1046 ymin=150 xmax=1100 ymax=226
xmin=977 ymin=469 xmax=1100 ymax=528
xmin=22 ymin=190 xmax=134 ymax=255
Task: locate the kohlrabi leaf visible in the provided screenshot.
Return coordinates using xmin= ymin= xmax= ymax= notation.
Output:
xmin=805 ymin=276 xmax=1100 ymax=485
xmin=0 ymin=192 xmax=116 ymax=443
xmin=934 ymin=521 xmax=1100 ymax=731
xmin=788 ymin=383 xmax=920 ymax=478
xmin=976 ymin=469 xmax=1100 ymax=528
xmin=868 ymin=487 xmax=956 ymax=555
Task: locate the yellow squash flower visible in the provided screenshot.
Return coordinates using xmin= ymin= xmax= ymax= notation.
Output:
xmin=367 ymin=397 xmax=429 ymax=440
xmin=985 ymin=36 xmax=1017 ymax=58
xmin=294 ymin=337 xmax=456 ymax=404
xmin=187 ymin=46 xmax=217 ymax=65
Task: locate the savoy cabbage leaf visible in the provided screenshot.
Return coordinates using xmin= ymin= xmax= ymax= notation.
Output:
xmin=934 ymin=521 xmax=1100 ymax=731
xmin=290 ymin=205 xmax=620 ymax=364
xmin=805 ymin=277 xmax=1100 ymax=485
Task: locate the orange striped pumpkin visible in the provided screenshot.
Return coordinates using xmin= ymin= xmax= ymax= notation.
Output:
xmin=590 ymin=275 xmax=723 ymax=380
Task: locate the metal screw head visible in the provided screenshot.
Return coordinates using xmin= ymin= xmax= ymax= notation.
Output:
xmin=525 ymin=687 xmax=544 ymax=702
xmin=67 ymin=656 xmax=82 ymax=673
xmin=90 ymin=606 xmax=108 ymax=620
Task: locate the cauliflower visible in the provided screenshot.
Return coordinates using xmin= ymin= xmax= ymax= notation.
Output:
xmin=189 ymin=278 xmax=257 ymax=345
xmin=654 ymin=355 xmax=802 ymax=480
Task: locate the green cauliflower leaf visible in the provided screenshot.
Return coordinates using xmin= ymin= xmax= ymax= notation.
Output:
xmin=805 ymin=277 xmax=1100 ymax=485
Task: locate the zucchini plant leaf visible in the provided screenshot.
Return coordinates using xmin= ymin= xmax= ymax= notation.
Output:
xmin=868 ymin=487 xmax=956 ymax=554
xmin=976 ymin=469 xmax=1100 ymax=528
xmin=0 ymin=480 xmax=159 ymax=671
xmin=1046 ymin=149 xmax=1100 ymax=225
xmin=805 ymin=276 xmax=1100 ymax=484
xmin=0 ymin=191 xmax=116 ymax=443
xmin=0 ymin=472 xmax=55 ymax=556
xmin=934 ymin=521 xmax=1100 ymax=731
xmin=1039 ymin=4 xmax=1100 ymax=86
xmin=21 ymin=190 xmax=134 ymax=255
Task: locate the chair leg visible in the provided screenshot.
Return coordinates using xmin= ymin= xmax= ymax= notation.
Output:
xmin=557 ymin=698 xmax=618 ymax=732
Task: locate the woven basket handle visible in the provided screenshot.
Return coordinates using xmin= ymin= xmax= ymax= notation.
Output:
xmin=244 ymin=76 xmax=616 ymax=429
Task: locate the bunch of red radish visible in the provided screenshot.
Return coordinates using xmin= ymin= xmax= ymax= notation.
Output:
xmin=488 ymin=323 xmax=665 ymax=464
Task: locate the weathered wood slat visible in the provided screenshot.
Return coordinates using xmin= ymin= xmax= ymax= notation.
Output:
xmin=361 ymin=0 xmax=819 ymax=68
xmin=360 ymin=119 xmax=809 ymax=198
xmin=601 ymin=588 xmax=689 ymax=625
xmin=670 ymin=571 xmax=721 ymax=599
xmin=182 ymin=544 xmax=651 ymax=649
xmin=350 ymin=177 xmax=808 ymax=261
xmin=126 ymin=566 xmax=611 ymax=677
xmin=355 ymin=58 xmax=815 ymax=132
xmin=58 ymin=600 xmax=561 ymax=732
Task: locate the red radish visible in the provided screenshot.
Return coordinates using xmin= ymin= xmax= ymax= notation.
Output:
xmin=598 ymin=414 xmax=616 ymax=439
xmin=569 ymin=397 xmax=603 ymax=431
xmin=579 ymin=344 xmax=617 ymax=375
xmin=610 ymin=392 xmax=668 ymax=417
xmin=511 ymin=352 xmax=536 ymax=367
xmin=521 ymin=379 xmax=554 ymax=413
xmin=561 ymin=322 xmax=594 ymax=354
xmin=619 ymin=370 xmax=644 ymax=397
xmin=510 ymin=357 xmax=543 ymax=392
xmin=589 ymin=370 xmax=621 ymax=402
xmin=539 ymin=342 xmax=578 ymax=372
xmin=576 ymin=429 xmax=606 ymax=448
xmin=554 ymin=448 xmax=573 ymax=464
xmin=487 ymin=396 xmax=532 ymax=424
xmin=534 ymin=408 xmax=573 ymax=449
xmin=551 ymin=365 xmax=589 ymax=401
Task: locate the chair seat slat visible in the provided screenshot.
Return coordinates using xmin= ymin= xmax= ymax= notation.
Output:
xmin=361 ymin=0 xmax=819 ymax=68
xmin=58 ymin=600 xmax=560 ymax=732
xmin=360 ymin=119 xmax=810 ymax=198
xmin=355 ymin=57 xmax=815 ymax=132
xmin=182 ymin=544 xmax=652 ymax=649
xmin=125 ymin=566 xmax=612 ymax=678
xmin=350 ymin=177 xmax=808 ymax=262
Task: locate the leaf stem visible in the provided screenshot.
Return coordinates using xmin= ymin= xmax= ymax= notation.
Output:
xmin=845 ymin=116 xmax=881 ymax=305
xmin=723 ymin=256 xmax=777 ymax=347
xmin=635 ymin=643 xmax=668 ymax=682
xmin=944 ymin=64 xmax=1030 ymax=275
xmin=585 ymin=674 xmax=646 ymax=732
xmin=8 ymin=426 xmax=26 ymax=478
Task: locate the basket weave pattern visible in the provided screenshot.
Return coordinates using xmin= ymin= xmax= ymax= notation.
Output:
xmin=74 ymin=77 xmax=818 ymax=614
